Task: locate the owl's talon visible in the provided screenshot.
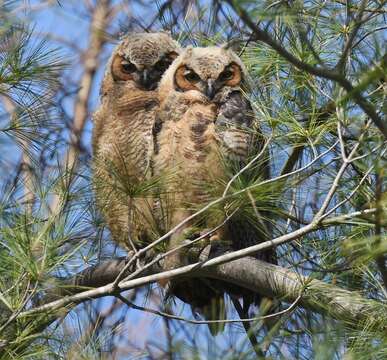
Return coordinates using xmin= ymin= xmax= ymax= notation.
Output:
xmin=164 ymin=281 xmax=172 ymax=295
xmin=182 ymin=226 xmax=201 ymax=240
xmin=181 ymin=239 xmax=193 ymax=247
xmin=199 ymin=244 xmax=211 ymax=262
xmin=136 ymin=258 xmax=142 ymax=270
xmin=179 ymin=228 xmax=210 ymax=262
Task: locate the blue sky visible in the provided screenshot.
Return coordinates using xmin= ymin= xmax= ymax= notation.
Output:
xmin=12 ymin=1 xmax=253 ymax=356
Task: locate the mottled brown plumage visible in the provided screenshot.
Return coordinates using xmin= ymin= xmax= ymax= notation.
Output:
xmin=152 ymin=46 xmax=275 ymax=332
xmin=93 ymin=33 xmax=180 ymax=248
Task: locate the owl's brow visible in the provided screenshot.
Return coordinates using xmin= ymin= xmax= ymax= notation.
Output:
xmin=223 ymin=62 xmax=240 ymax=72
xmin=164 ymin=51 xmax=178 ymax=58
xmin=182 ymin=65 xmax=196 ymax=74
xmin=120 ymin=58 xmax=132 ymax=64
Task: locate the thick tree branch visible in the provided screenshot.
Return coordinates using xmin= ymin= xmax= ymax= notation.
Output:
xmin=20 ymin=253 xmax=386 ymax=331
xmin=208 ymin=258 xmax=385 ymax=328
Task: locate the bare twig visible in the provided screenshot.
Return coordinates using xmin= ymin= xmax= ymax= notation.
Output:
xmin=50 ymin=0 xmax=112 ymax=213
xmin=225 ymin=0 xmax=387 ymax=138
xmin=314 ymin=120 xmax=372 ymax=220
xmin=375 ymin=169 xmax=387 ymax=290
xmin=332 ymin=0 xmax=386 ymax=15
xmin=115 ymin=292 xmax=302 ymax=325
xmin=336 ymin=0 xmax=368 ymax=72
xmin=321 ymin=208 xmax=378 ymax=226
xmin=1 ymin=96 xmax=35 ymax=213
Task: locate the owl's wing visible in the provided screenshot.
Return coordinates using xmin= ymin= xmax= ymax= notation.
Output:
xmin=216 ymin=89 xmax=254 ymax=129
xmin=216 ymin=91 xmax=278 ymax=317
xmin=215 ymin=90 xmax=267 ymax=173
xmin=216 ymin=88 xmax=276 ymax=281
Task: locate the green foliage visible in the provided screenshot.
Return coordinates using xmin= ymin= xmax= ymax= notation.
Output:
xmin=0 ymin=0 xmax=386 ymax=358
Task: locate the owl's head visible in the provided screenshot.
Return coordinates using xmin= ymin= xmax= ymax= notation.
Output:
xmin=110 ymin=32 xmax=180 ymax=90
xmin=168 ymin=46 xmax=246 ymax=100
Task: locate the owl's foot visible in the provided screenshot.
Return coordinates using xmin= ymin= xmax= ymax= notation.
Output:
xmin=184 ymin=228 xmax=227 ymax=262
xmin=199 ymin=244 xmax=211 ymax=262
xmin=178 ymin=227 xmax=210 ymax=262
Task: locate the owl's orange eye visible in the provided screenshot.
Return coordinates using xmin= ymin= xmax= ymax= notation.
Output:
xmin=219 ymin=69 xmax=233 ymax=81
xmin=111 ymin=55 xmax=135 ymax=81
xmin=121 ymin=61 xmax=136 ymax=74
xmin=222 ymin=63 xmax=242 ymax=87
xmin=184 ymin=71 xmax=200 ymax=83
xmin=175 ymin=66 xmax=200 ymax=91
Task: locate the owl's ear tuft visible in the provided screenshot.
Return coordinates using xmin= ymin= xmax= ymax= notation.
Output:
xmin=221 ymin=38 xmax=242 ymax=53
xmin=185 ymin=46 xmax=194 ymax=54
xmin=182 ymin=46 xmax=194 ymax=61
xmin=158 ymin=29 xmax=173 ymax=36
xmin=167 ymin=51 xmax=179 ymax=60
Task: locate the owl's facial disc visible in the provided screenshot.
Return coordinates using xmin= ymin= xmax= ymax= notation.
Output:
xmin=175 ymin=63 xmax=242 ymax=99
xmin=138 ymin=51 xmax=178 ymax=90
xmin=111 ymin=52 xmax=178 ymax=90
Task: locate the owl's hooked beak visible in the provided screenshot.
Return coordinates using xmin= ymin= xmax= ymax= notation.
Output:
xmin=139 ymin=69 xmax=154 ymax=90
xmin=205 ymin=79 xmax=216 ymax=100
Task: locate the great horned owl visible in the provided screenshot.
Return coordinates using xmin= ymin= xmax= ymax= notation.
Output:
xmin=152 ymin=46 xmax=275 ymax=332
xmin=93 ymin=32 xmax=180 ymax=249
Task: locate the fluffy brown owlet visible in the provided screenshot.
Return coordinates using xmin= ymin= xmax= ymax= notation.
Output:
xmin=93 ymin=32 xmax=180 ymax=249
xmin=152 ymin=46 xmax=276 ymax=333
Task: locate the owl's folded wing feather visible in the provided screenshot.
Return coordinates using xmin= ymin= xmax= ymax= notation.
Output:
xmin=215 ymin=89 xmax=277 ymax=311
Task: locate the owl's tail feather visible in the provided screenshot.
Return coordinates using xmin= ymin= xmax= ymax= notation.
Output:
xmin=196 ymin=294 xmax=226 ymax=336
xmin=170 ymin=279 xmax=227 ymax=335
xmin=231 ymin=297 xmax=266 ymax=358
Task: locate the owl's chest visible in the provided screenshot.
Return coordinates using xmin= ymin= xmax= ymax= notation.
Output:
xmin=113 ymin=86 xmax=158 ymax=117
xmin=94 ymin=86 xmax=159 ymax=176
xmin=156 ymin=102 xmax=221 ymax=173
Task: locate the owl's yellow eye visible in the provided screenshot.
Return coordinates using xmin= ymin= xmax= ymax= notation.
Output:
xmin=121 ymin=61 xmax=136 ymax=74
xmin=184 ymin=71 xmax=200 ymax=83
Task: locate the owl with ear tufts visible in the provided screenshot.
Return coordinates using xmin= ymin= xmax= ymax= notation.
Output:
xmin=93 ymin=32 xmax=180 ymax=249
xmin=152 ymin=45 xmax=276 ymax=333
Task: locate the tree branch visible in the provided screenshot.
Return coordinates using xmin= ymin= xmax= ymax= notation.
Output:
xmin=208 ymin=258 xmax=386 ymax=328
xmin=225 ymin=0 xmax=387 ymax=138
xmin=50 ymin=0 xmax=112 ymax=212
xmin=20 ymin=253 xmax=386 ymax=331
xmin=280 ymin=101 xmax=336 ymax=176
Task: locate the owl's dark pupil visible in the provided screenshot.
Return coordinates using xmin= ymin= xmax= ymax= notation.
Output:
xmin=185 ymin=71 xmax=200 ymax=82
xmin=220 ymin=70 xmax=233 ymax=81
xmin=155 ymin=60 xmax=170 ymax=71
xmin=121 ymin=62 xmax=136 ymax=73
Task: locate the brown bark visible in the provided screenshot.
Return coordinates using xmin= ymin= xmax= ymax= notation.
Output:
xmin=23 ymin=255 xmax=386 ymax=331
